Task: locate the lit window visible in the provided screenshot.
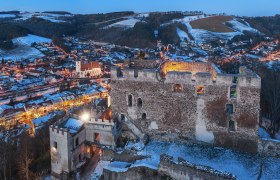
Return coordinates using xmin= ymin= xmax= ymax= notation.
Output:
xmin=196 ymin=85 xmax=205 ymax=95
xmin=173 ymin=84 xmax=182 ymax=92
xmin=94 ymin=133 xmax=100 ymax=143
xmin=54 ymin=141 xmax=57 ymax=149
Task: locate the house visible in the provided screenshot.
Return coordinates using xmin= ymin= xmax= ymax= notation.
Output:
xmin=76 ymin=61 xmax=102 ymax=78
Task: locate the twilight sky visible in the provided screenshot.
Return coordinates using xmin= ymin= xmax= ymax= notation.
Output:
xmin=0 ymin=0 xmax=279 ymax=16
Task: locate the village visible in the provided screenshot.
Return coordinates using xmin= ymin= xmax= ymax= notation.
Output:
xmin=0 ymin=11 xmax=280 ymax=180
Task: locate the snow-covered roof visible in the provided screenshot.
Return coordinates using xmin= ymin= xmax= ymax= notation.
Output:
xmin=0 ymin=104 xmax=13 ymax=114
xmin=63 ymin=118 xmax=84 ymax=134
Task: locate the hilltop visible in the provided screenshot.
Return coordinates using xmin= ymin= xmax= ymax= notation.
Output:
xmin=0 ymin=11 xmax=279 ymax=49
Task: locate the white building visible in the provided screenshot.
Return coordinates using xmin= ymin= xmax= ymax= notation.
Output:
xmin=76 ymin=61 xmax=102 ymax=78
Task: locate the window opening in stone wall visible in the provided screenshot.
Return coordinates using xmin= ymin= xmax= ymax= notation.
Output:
xmin=134 ymin=69 xmax=138 ymax=78
xmin=196 ymin=85 xmax=205 ymax=95
xmin=76 ymin=138 xmax=79 ymax=147
xmin=226 ymin=104 xmax=234 ymax=114
xmin=142 ymin=113 xmax=147 ymax=120
xmin=121 ymin=114 xmax=125 ymax=121
xmin=94 ymin=133 xmax=100 ymax=143
xmin=54 ymin=141 xmax=57 ymax=149
xmin=117 ymin=67 xmax=123 ymax=77
xmin=128 ymin=95 xmax=133 ymax=107
xmin=232 ymin=76 xmax=238 ymax=84
xmin=228 ymin=120 xmax=236 ymax=131
xmin=173 ymin=84 xmax=183 ymax=92
xmin=230 ymin=85 xmax=237 ymax=98
xmin=137 ymin=98 xmax=143 ymax=107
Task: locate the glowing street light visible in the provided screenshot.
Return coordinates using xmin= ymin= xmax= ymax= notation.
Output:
xmin=80 ymin=112 xmax=90 ymax=121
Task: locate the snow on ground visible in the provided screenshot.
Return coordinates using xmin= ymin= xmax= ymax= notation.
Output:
xmin=104 ymin=161 xmax=131 ymax=172
xmin=258 ymin=127 xmax=271 ymax=139
xmin=13 ymin=34 xmax=52 ymax=46
xmin=90 ymin=161 xmax=110 ymax=180
xmin=174 ymin=15 xmax=257 ymax=44
xmin=185 ymin=22 xmax=242 ymax=44
xmin=107 ymin=18 xmax=140 ymax=28
xmin=0 ymin=14 xmax=16 ymax=18
xmin=0 ymin=34 xmax=51 ymax=61
xmin=105 ymin=141 xmax=280 ymax=180
xmin=176 ymin=28 xmax=191 ymax=42
xmin=228 ymin=19 xmax=260 ymax=34
xmin=0 ymin=45 xmax=45 ymax=61
xmin=15 ymin=12 xmax=71 ymax=23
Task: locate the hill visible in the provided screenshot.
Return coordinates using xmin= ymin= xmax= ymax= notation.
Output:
xmin=0 ymin=11 xmax=278 ymax=48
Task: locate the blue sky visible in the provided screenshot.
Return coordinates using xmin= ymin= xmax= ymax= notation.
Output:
xmin=0 ymin=0 xmax=279 ymax=16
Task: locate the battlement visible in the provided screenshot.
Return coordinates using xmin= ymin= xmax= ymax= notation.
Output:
xmin=111 ymin=63 xmax=261 ymax=88
xmin=159 ymin=154 xmax=236 ymax=179
xmin=50 ymin=125 xmax=70 ymax=137
xmin=89 ymin=118 xmax=114 ymax=126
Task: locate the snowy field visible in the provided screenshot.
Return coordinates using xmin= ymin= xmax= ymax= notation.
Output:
xmin=176 ymin=28 xmax=191 ymax=42
xmin=0 ymin=45 xmax=45 ymax=61
xmin=174 ymin=15 xmax=260 ymax=44
xmin=228 ymin=19 xmax=261 ymax=34
xmin=104 ymin=141 xmax=280 ymax=180
xmin=15 ymin=12 xmax=72 ymax=23
xmin=0 ymin=34 xmax=51 ymax=61
xmin=0 ymin=14 xmax=16 ymax=18
xmin=185 ymin=22 xmax=242 ymax=43
xmin=13 ymin=34 xmax=52 ymax=46
xmin=107 ymin=18 xmax=140 ymax=29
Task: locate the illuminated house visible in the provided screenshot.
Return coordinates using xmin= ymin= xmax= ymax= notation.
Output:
xmin=76 ymin=61 xmax=102 ymax=78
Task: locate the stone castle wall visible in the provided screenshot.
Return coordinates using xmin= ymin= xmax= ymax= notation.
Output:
xmin=111 ymin=63 xmax=261 ymax=153
xmin=159 ymin=154 xmax=236 ymax=180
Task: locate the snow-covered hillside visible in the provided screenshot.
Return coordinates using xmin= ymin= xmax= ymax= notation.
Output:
xmin=0 ymin=34 xmax=52 ymax=61
xmin=0 ymin=14 xmax=16 ymax=18
xmin=174 ymin=15 xmax=260 ymax=44
xmin=107 ymin=18 xmax=141 ymax=29
xmin=13 ymin=34 xmax=52 ymax=46
xmin=15 ymin=12 xmax=72 ymax=23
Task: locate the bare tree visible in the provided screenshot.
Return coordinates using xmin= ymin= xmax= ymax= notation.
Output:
xmin=261 ymin=62 xmax=280 ymax=137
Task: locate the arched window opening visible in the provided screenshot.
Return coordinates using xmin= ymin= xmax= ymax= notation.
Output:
xmin=137 ymin=98 xmax=143 ymax=108
xmin=142 ymin=113 xmax=147 ymax=120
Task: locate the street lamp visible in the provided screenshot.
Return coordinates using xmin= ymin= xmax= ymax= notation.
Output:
xmin=80 ymin=112 xmax=90 ymax=122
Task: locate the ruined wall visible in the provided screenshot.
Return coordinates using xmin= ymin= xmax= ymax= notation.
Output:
xmin=103 ymin=166 xmax=162 ymax=180
xmin=85 ymin=119 xmax=115 ymax=147
xmin=159 ymin=154 xmax=236 ymax=180
xmin=111 ymin=65 xmax=261 ymax=153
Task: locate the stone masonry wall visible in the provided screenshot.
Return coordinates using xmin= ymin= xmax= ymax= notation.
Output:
xmin=111 ymin=65 xmax=261 ymax=153
xmin=159 ymin=154 xmax=236 ymax=180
